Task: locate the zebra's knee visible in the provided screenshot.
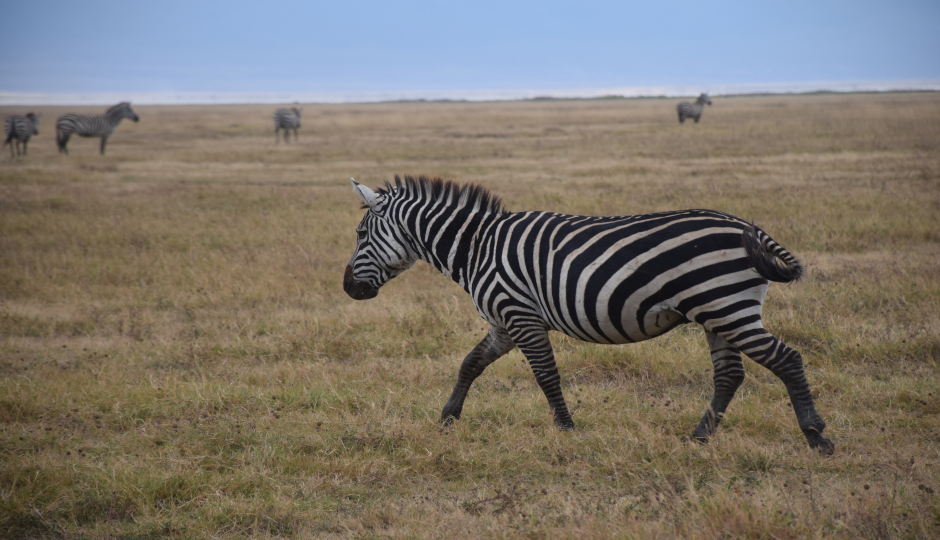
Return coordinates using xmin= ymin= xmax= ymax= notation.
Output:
xmin=722 ymin=364 xmax=746 ymax=389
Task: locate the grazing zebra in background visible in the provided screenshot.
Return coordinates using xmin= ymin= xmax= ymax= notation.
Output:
xmin=56 ymin=102 xmax=139 ymax=155
xmin=273 ymin=107 xmax=302 ymax=143
xmin=677 ymin=93 xmax=712 ymax=123
xmin=3 ymin=113 xmax=41 ymax=157
xmin=344 ymin=175 xmax=834 ymax=454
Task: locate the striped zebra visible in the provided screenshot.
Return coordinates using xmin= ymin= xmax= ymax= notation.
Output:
xmin=344 ymin=175 xmax=834 ymax=454
xmin=677 ymin=93 xmax=712 ymax=123
xmin=56 ymin=102 xmax=139 ymax=155
xmin=3 ymin=113 xmax=41 ymax=157
xmin=273 ymin=107 xmax=302 ymax=143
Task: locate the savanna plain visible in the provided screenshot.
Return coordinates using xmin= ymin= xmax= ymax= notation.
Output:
xmin=1 ymin=93 xmax=939 ymax=539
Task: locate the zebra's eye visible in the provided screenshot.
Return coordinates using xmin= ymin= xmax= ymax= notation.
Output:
xmin=357 ymin=229 xmax=368 ymax=241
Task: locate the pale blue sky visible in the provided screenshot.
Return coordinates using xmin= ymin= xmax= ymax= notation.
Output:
xmin=2 ymin=1 xmax=939 ymax=98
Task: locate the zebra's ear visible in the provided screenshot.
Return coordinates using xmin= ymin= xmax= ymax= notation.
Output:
xmin=351 ymin=178 xmax=383 ymax=208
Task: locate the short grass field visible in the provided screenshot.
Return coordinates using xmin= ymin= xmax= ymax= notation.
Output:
xmin=1 ymin=92 xmax=939 ymax=539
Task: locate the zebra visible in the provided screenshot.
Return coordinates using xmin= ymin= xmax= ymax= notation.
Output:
xmin=273 ymin=107 xmax=302 ymax=143
xmin=56 ymin=102 xmax=139 ymax=155
xmin=3 ymin=113 xmax=41 ymax=157
xmin=677 ymin=93 xmax=712 ymax=123
xmin=344 ymin=175 xmax=834 ymax=454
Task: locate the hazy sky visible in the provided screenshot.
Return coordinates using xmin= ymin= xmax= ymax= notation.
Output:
xmin=3 ymin=0 xmax=939 ymax=96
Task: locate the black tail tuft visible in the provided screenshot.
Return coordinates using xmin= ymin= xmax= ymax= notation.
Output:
xmin=742 ymin=224 xmax=804 ymax=283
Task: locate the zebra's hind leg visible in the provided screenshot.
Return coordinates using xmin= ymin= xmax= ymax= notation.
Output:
xmin=57 ymin=130 xmax=69 ymax=154
xmin=691 ymin=331 xmax=745 ymax=443
xmin=717 ymin=324 xmax=834 ymax=455
xmin=440 ymin=326 xmax=515 ymax=425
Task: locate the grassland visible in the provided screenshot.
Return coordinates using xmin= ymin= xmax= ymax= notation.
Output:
xmin=1 ymin=93 xmax=938 ymax=539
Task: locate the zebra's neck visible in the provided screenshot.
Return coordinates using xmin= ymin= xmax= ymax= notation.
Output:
xmin=105 ymin=109 xmax=127 ymax=127
xmin=393 ymin=198 xmax=502 ymax=292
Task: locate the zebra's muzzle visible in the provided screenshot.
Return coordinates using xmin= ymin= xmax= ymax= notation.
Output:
xmin=344 ymin=264 xmax=379 ymax=300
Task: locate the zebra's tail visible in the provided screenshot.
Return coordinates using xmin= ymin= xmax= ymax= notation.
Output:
xmin=742 ymin=224 xmax=804 ymax=283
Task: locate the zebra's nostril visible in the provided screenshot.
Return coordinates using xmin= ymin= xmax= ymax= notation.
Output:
xmin=343 ymin=264 xmax=378 ymax=300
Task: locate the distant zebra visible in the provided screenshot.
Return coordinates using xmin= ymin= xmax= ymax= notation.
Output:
xmin=273 ymin=107 xmax=302 ymax=143
xmin=56 ymin=102 xmax=139 ymax=155
xmin=677 ymin=93 xmax=712 ymax=123
xmin=3 ymin=113 xmax=41 ymax=157
xmin=344 ymin=175 xmax=834 ymax=454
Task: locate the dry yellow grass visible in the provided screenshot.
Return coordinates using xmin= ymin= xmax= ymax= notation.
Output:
xmin=1 ymin=93 xmax=939 ymax=538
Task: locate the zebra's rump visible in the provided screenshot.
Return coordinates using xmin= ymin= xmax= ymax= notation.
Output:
xmin=474 ymin=209 xmax=768 ymax=344
xmin=5 ymin=116 xmax=37 ymax=140
xmin=273 ymin=109 xmax=301 ymax=129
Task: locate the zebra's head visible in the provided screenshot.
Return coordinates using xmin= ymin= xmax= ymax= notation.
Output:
xmin=109 ymin=102 xmax=140 ymax=123
xmin=344 ymin=178 xmax=419 ymax=300
xmin=25 ymin=113 xmax=40 ymax=134
xmin=292 ymin=108 xmax=302 ymax=127
xmin=698 ymin=93 xmax=712 ymax=106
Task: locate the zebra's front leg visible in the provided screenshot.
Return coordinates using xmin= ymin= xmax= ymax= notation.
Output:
xmin=440 ymin=326 xmax=515 ymax=425
xmin=100 ymin=136 xmax=109 ymax=155
xmin=691 ymin=331 xmax=745 ymax=442
xmin=508 ymin=323 xmax=574 ymax=430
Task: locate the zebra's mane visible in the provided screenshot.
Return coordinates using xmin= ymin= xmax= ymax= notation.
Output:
xmin=376 ymin=175 xmax=508 ymax=214
xmin=106 ymin=102 xmax=131 ymax=114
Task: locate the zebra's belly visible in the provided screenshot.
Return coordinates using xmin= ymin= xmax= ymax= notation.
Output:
xmin=543 ymin=303 xmax=687 ymax=344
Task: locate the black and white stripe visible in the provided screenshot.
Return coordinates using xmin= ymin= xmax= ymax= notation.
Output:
xmin=677 ymin=93 xmax=712 ymax=124
xmin=273 ymin=107 xmax=302 ymax=143
xmin=56 ymin=102 xmax=139 ymax=155
xmin=344 ymin=175 xmax=833 ymax=454
xmin=4 ymin=113 xmax=41 ymax=157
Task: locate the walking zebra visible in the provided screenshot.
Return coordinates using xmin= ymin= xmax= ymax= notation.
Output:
xmin=273 ymin=107 xmax=302 ymax=143
xmin=4 ymin=113 xmax=41 ymax=157
xmin=56 ymin=102 xmax=139 ymax=155
xmin=344 ymin=175 xmax=834 ymax=454
xmin=677 ymin=93 xmax=712 ymax=123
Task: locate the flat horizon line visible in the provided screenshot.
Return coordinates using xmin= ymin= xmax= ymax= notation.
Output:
xmin=2 ymin=79 xmax=939 ymax=106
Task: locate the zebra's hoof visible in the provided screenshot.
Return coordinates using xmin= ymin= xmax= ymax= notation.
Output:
xmin=684 ymin=434 xmax=710 ymax=445
xmin=803 ymin=429 xmax=834 ymax=456
xmin=439 ymin=414 xmax=459 ymax=427
xmin=815 ymin=438 xmax=835 ymax=456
